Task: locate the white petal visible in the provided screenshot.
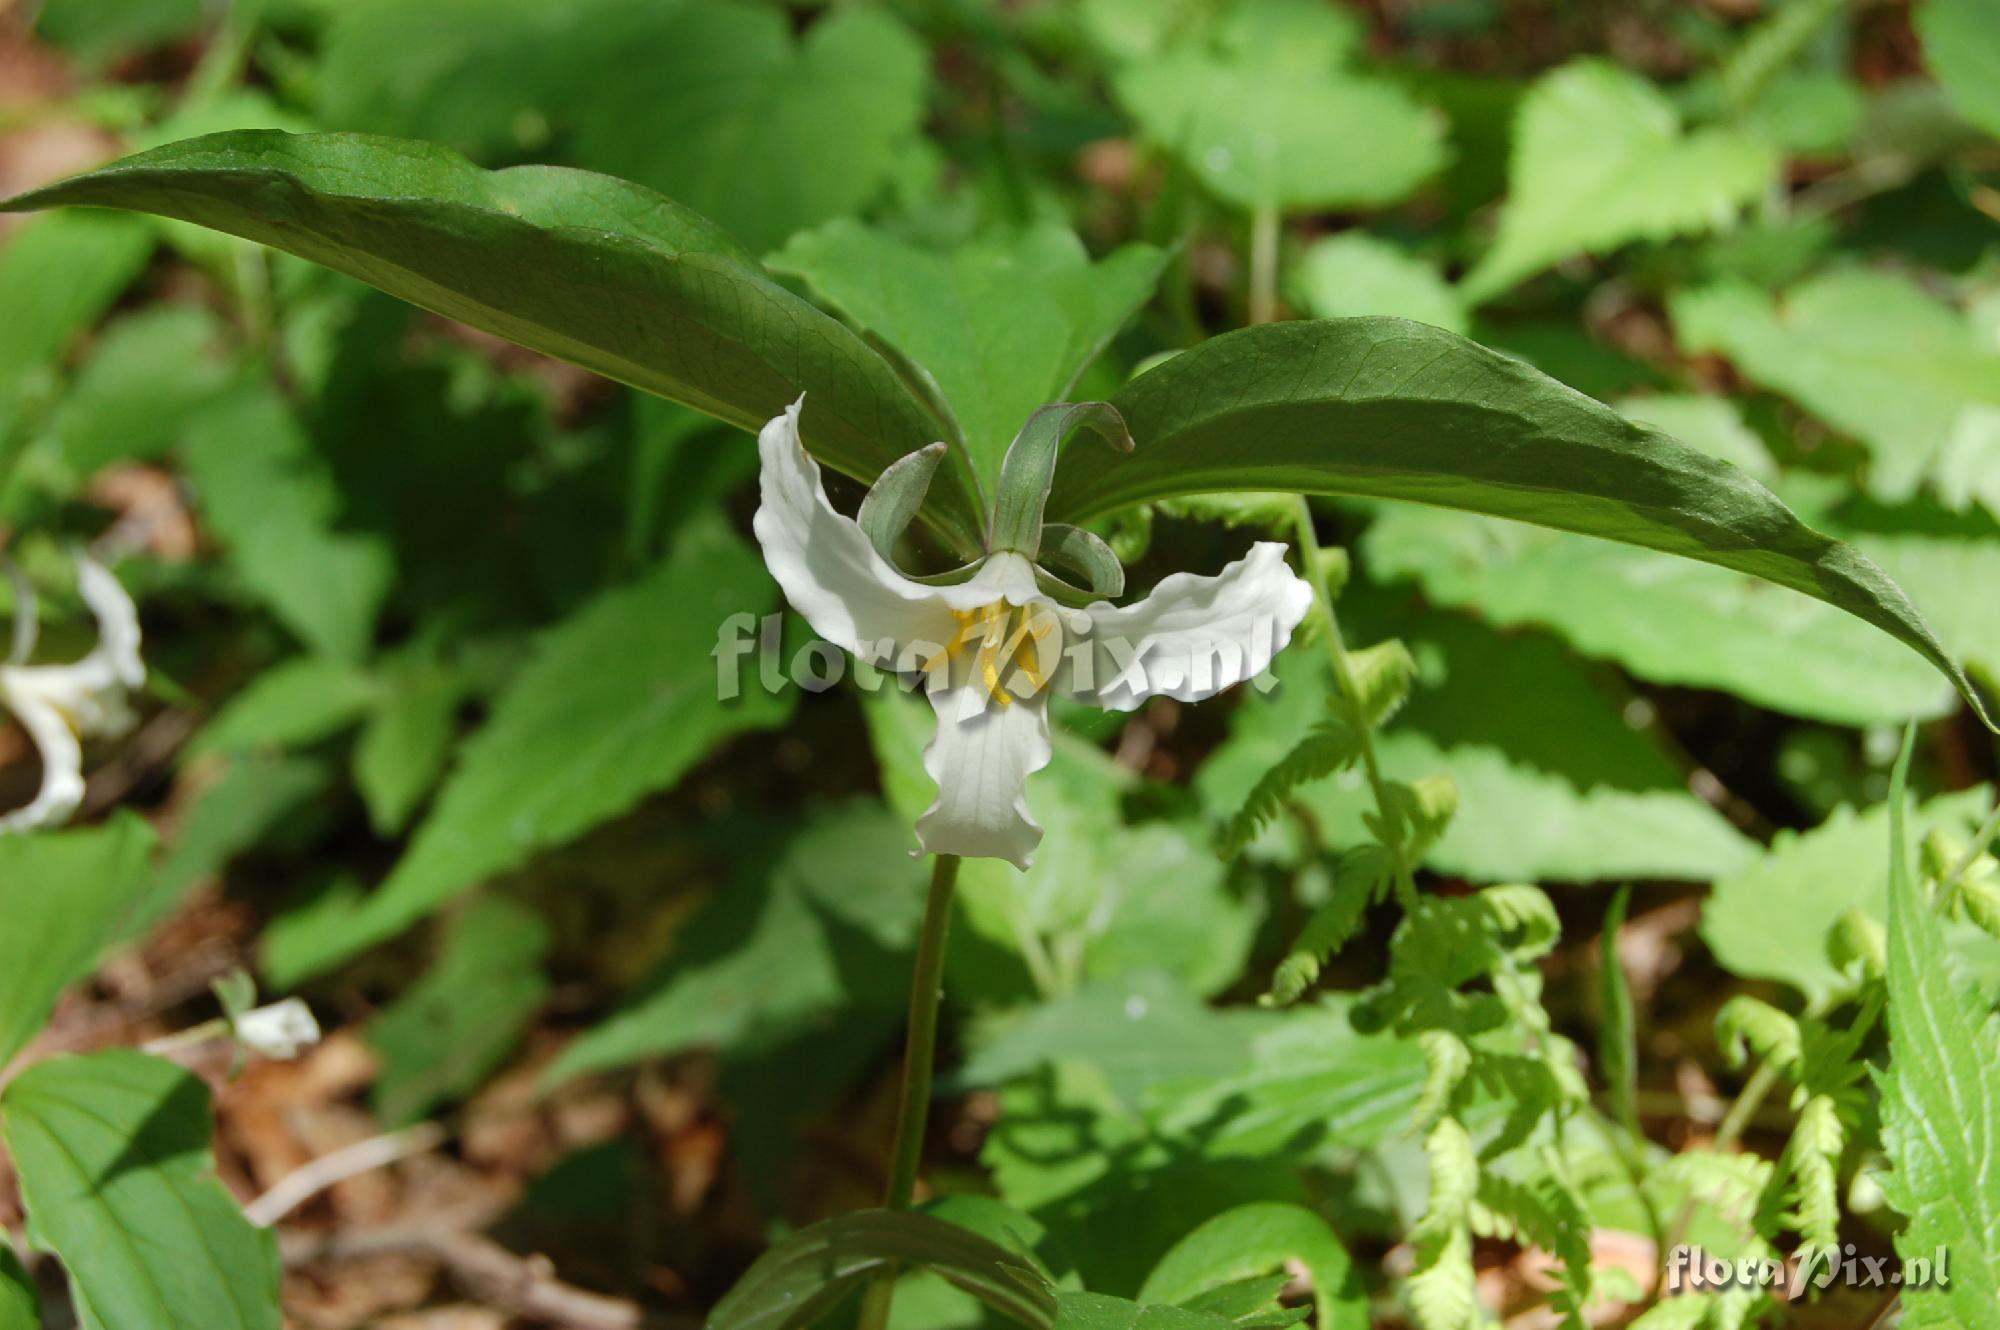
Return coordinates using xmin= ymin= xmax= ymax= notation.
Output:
xmin=1063 ymin=541 xmax=1314 ymax=711
xmin=75 ymin=554 xmax=143 ymax=691
xmin=914 ymin=683 xmax=1052 ymax=870
xmin=0 ymin=684 xmax=85 ymax=834
xmin=235 ymin=998 xmax=322 ymax=1059
xmin=752 ymin=399 xmax=983 ymax=663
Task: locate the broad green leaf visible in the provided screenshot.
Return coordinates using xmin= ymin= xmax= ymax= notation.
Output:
xmin=1461 ymin=60 xmax=1775 ymax=302
xmin=0 ymin=1050 xmax=281 ymax=1330
xmin=0 ymin=213 xmax=154 ymax=392
xmin=0 ymin=1242 xmax=33 ymax=1330
xmin=1878 ymin=739 xmax=2000 ymax=1330
xmin=320 ymin=0 xmax=929 ymax=252
xmin=353 ymin=654 xmax=465 ymax=835
xmin=1702 ymin=788 xmax=2000 ymax=1006
xmin=1147 ymin=999 xmax=1426 ymax=1158
xmin=262 ymin=520 xmax=791 ymax=984
xmin=958 ymin=973 xmax=1267 ymax=1110
xmin=189 ymin=656 xmax=379 ymax=759
xmin=1672 ymin=273 xmax=2000 ymax=504
xmin=1917 ymin=0 xmax=2000 ymax=140
xmin=181 ymin=383 xmax=393 ymax=663
xmin=1292 ymin=233 xmax=1466 ymax=334
xmin=3 ymin=131 xmax=980 ymax=549
xmin=1053 ymin=1291 xmax=1240 ymax=1330
xmin=1199 ymin=623 xmax=1755 ymax=882
xmin=540 ymin=805 xmax=923 ymax=1087
xmin=1361 ymin=503 xmax=1953 ymax=725
xmin=368 ymin=896 xmax=548 ymax=1125
xmin=0 ymin=816 xmax=156 ymax=1069
xmin=1113 ymin=11 xmax=1444 ymax=213
xmin=771 ymin=220 xmax=1167 ymax=489
xmin=1140 ymin=1203 xmax=1364 ymax=1330
xmin=1055 ymin=317 xmax=1987 ymax=724
xmin=708 ymin=1209 xmax=1056 ymax=1330
xmin=52 ymin=304 xmax=238 ymax=473
xmin=1613 ymin=392 xmax=1775 ymax=481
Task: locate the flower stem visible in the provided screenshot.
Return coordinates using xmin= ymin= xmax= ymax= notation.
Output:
xmin=857 ymin=851 xmax=962 ymax=1330
xmin=1289 ymin=496 xmax=1418 ymax=908
xmin=1248 ymin=206 xmax=1281 ymax=326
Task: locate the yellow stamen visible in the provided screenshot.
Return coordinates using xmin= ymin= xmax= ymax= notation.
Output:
xmin=925 ymin=601 xmax=1055 ymax=705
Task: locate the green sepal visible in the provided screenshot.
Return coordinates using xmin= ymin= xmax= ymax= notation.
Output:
xmin=988 ymin=402 xmax=1132 ymax=559
xmin=906 ymin=555 xmax=989 ymax=588
xmin=1036 ymin=523 xmax=1124 ymax=599
xmin=858 ymin=442 xmax=949 ymax=566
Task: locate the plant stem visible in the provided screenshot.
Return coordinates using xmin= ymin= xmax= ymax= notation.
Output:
xmin=1712 ymin=1060 xmax=1780 ymax=1152
xmin=1248 ymin=206 xmax=1281 ymax=325
xmin=857 ymin=852 xmax=962 ymax=1330
xmin=1289 ymin=496 xmax=1418 ymax=907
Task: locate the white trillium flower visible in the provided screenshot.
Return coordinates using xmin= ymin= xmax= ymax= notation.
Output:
xmin=0 ymin=554 xmax=144 ymax=834
xmin=752 ymin=398 xmax=1313 ymax=870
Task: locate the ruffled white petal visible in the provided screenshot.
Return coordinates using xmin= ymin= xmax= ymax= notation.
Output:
xmin=752 ymin=399 xmax=1014 ymax=667
xmin=1061 ymin=541 xmax=1313 ymax=712
xmin=914 ymin=684 xmax=1052 ymax=870
xmin=0 ymin=685 xmax=85 ymax=833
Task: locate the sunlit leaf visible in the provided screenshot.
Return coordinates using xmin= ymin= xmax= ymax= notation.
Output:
xmin=0 ymin=816 xmax=156 ymax=1069
xmin=0 ymin=1051 xmax=281 ymax=1330
xmin=772 ymin=220 xmax=1166 ymax=489
xmin=1917 ymin=0 xmax=2000 ymax=140
xmin=1292 ymin=234 xmax=1465 ymax=334
xmin=1461 ymin=60 xmax=1775 ymax=302
xmin=1139 ymin=1203 xmax=1364 ymax=1330
xmin=1877 ymin=736 xmax=2000 ymax=1330
xmin=321 ymin=0 xmax=930 ymax=251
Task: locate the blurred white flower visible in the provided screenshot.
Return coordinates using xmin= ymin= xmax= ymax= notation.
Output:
xmin=233 ymin=998 xmax=321 ymax=1060
xmin=752 ymin=399 xmax=1312 ymax=869
xmin=0 ymin=554 xmax=144 ymax=834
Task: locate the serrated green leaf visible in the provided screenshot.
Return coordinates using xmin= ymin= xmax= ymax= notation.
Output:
xmin=1917 ymin=0 xmax=2000 ymax=140
xmin=1703 ymin=788 xmax=2000 ymax=1006
xmin=1672 ymin=272 xmax=2000 ymax=504
xmin=710 ymin=1209 xmax=1056 ymax=1330
xmin=368 ymin=896 xmax=548 ymax=1126
xmin=0 ymin=1050 xmax=281 ymax=1330
xmin=3 ymin=131 xmax=979 ymax=549
xmin=541 ymin=805 xmax=922 ymax=1087
xmin=1877 ymin=735 xmax=2000 ymax=1330
xmin=1051 ymin=318 xmax=1983 ymax=723
xmin=1112 ymin=2 xmax=1444 ymax=213
xmin=771 ymin=220 xmax=1166 ymax=490
xmin=1293 ymin=233 xmax=1466 ymax=334
xmin=0 ymin=816 xmax=157 ymax=1069
xmin=1462 ymin=60 xmax=1776 ymax=302
xmin=181 ymin=382 xmax=393 ymax=664
xmin=263 ymin=521 xmax=792 ymax=984
xmin=321 ymin=0 xmax=929 ymax=252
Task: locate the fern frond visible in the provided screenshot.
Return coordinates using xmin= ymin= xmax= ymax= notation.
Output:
xmin=1779 ymin=1093 xmax=1846 ymax=1251
xmin=1341 ymin=638 xmax=1417 ymax=729
xmin=1414 ymin=1029 xmax=1473 ymax=1129
xmin=1262 ymin=849 xmax=1385 ymax=1006
xmin=1218 ymin=715 xmax=1363 ymax=858
xmin=1714 ymin=995 xmax=1803 ymax=1080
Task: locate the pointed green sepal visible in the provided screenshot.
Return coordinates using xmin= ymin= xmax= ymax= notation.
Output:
xmin=988 ymin=403 xmax=1132 ymax=558
xmin=858 ymin=442 xmax=949 ymax=566
xmin=1037 ymin=523 xmax=1124 ymax=599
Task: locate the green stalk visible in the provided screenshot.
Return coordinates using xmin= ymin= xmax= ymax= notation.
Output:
xmin=858 ymin=852 xmax=962 ymax=1330
xmin=1248 ymin=206 xmax=1281 ymax=326
xmin=1290 ymin=496 xmax=1418 ymax=907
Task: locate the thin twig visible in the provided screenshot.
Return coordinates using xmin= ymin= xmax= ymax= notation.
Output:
xmin=245 ymin=1122 xmax=448 ymax=1227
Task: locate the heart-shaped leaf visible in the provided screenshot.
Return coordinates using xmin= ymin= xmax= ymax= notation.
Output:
xmin=2 ymin=131 xmax=984 ymax=552
xmin=1052 ymin=317 xmax=1989 ymax=726
xmin=707 ymin=1209 xmax=1057 ymax=1330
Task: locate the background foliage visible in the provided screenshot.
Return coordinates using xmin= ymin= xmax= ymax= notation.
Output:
xmin=1 ymin=0 xmax=1998 ymax=1328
